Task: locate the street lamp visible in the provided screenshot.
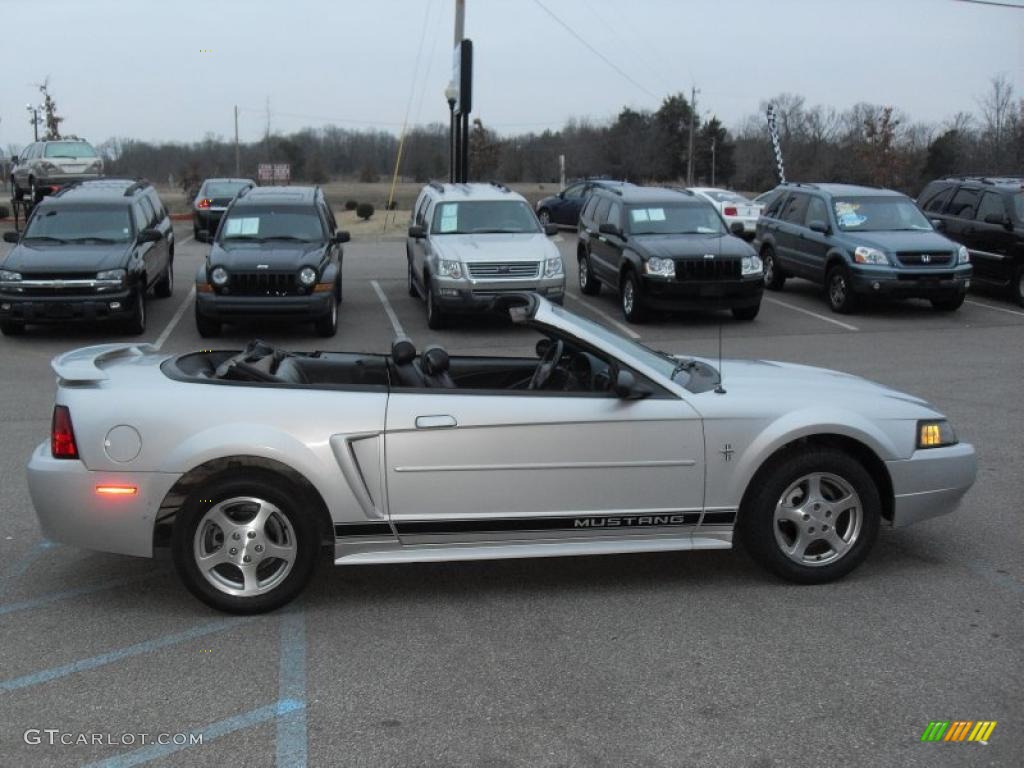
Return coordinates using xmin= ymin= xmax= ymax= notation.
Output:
xmin=445 ymin=83 xmax=458 ymax=183
xmin=25 ymin=103 xmax=40 ymax=141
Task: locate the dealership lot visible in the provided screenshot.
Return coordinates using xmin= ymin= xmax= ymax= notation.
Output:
xmin=0 ymin=224 xmax=1022 ymax=766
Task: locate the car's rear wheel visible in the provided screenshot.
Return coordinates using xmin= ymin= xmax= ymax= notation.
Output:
xmin=1011 ymin=265 xmax=1024 ymax=308
xmin=931 ymin=292 xmax=965 ymax=312
xmin=11 ymin=178 xmax=23 ymax=201
xmin=124 ymin=289 xmax=146 ymax=335
xmin=762 ymin=246 xmax=786 ymax=290
xmin=154 ymin=258 xmax=174 ymax=298
xmin=826 ymin=265 xmax=859 ymax=313
xmin=426 ymin=278 xmax=446 ymax=329
xmin=0 ymin=319 xmax=25 ymax=336
xmin=578 ymin=252 xmax=600 ymax=295
xmin=195 ymin=303 xmax=221 ymax=337
xmin=172 ymin=471 xmax=320 ymax=614
xmin=621 ymin=269 xmax=646 ymax=323
xmin=739 ymin=449 xmax=881 ymax=584
xmin=732 ymin=304 xmax=760 ymax=321
xmin=314 ymin=293 xmax=338 ymax=337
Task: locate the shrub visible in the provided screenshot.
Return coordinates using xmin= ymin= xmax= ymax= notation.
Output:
xmin=0 ymin=204 xmax=9 ymax=219
xmin=344 ymin=200 xmax=358 ymax=211
xmin=356 ymin=202 xmax=375 ymax=221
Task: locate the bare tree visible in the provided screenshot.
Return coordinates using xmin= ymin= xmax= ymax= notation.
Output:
xmin=978 ymin=74 xmax=1016 ymax=170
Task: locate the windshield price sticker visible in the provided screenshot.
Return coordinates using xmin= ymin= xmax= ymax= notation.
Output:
xmin=439 ymin=203 xmax=459 ymax=233
xmin=225 ymin=217 xmax=260 ymax=236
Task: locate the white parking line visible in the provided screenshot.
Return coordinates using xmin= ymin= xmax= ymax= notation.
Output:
xmin=564 ymin=293 xmax=641 ymax=339
xmin=154 ymin=285 xmax=196 ymax=350
xmin=371 ymin=279 xmax=406 ymax=338
xmin=965 ymin=299 xmax=1024 ymax=319
xmin=179 ymin=235 xmax=195 ymax=246
xmin=764 ymin=297 xmax=859 ymax=332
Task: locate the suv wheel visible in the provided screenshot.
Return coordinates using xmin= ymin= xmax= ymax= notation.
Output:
xmin=621 ymin=269 xmax=646 ymax=323
xmin=1013 ymin=265 xmax=1024 ymax=308
xmin=195 ymin=303 xmax=221 ymax=338
xmin=11 ymin=178 xmax=23 ymax=201
xmin=125 ymin=289 xmax=147 ymax=335
xmin=154 ymin=258 xmax=174 ymax=298
xmin=732 ymin=304 xmax=760 ymax=322
xmin=538 ymin=209 xmax=551 ymax=226
xmin=762 ymin=247 xmax=786 ymax=290
xmin=0 ymin=319 xmax=26 ymax=336
xmin=826 ymin=265 xmax=859 ymax=314
xmin=578 ymin=252 xmax=600 ymax=295
xmin=931 ymin=292 xmax=965 ymax=312
xmin=426 ymin=278 xmax=446 ymax=329
xmin=314 ymin=293 xmax=339 ymax=337
xmin=29 ymin=178 xmax=40 ymax=203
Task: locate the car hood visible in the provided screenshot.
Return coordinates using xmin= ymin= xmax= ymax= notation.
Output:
xmin=434 ymin=233 xmax=558 ymax=263
xmin=1 ymin=242 xmax=130 ymax=273
xmin=843 ymin=230 xmax=957 ymax=253
xmin=633 ymin=233 xmax=755 ymax=259
xmin=209 ymin=242 xmax=327 ymax=270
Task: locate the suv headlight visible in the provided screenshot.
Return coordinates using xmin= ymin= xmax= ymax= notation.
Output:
xmin=298 ymin=266 xmax=318 ymax=286
xmin=957 ymin=245 xmax=970 ymax=264
xmin=96 ymin=269 xmax=126 ymax=284
xmin=0 ymin=269 xmax=22 ymax=283
xmin=438 ymin=259 xmax=463 ymax=279
xmin=210 ymin=266 xmax=229 ymax=286
xmin=644 ymin=256 xmax=675 ymax=277
xmin=853 ymin=246 xmax=889 ymax=265
xmin=742 ymin=254 xmax=763 ymax=275
xmin=917 ymin=419 xmax=957 ymax=449
xmin=544 ymin=256 xmax=563 ymax=278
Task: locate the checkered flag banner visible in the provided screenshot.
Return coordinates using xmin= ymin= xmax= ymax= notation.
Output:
xmin=766 ymin=105 xmax=786 ymax=184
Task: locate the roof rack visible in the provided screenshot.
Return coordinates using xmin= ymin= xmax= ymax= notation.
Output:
xmin=428 ymin=180 xmax=446 ymax=193
xmin=782 ymin=181 xmax=820 ymax=189
xmin=489 ymin=181 xmax=511 ymax=192
xmin=122 ymin=179 xmax=152 ymax=197
xmin=943 ymin=175 xmax=1024 ymax=185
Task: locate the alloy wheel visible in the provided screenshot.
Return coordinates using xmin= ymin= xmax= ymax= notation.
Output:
xmin=773 ymin=472 xmax=863 ymax=567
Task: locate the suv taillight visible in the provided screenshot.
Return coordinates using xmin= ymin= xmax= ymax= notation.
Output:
xmin=197 ymin=199 xmax=212 ymax=209
xmin=724 ymin=206 xmax=738 ymax=216
xmin=51 ymin=405 xmax=79 ymax=459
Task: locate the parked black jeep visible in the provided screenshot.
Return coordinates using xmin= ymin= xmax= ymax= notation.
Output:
xmin=194 ymin=186 xmax=349 ymax=338
xmin=918 ymin=176 xmax=1024 ymax=307
xmin=576 ymin=185 xmax=764 ymax=322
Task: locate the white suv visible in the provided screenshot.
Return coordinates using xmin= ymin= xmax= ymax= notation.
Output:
xmin=406 ymin=182 xmax=565 ymax=328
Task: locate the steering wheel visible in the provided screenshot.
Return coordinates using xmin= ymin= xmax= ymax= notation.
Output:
xmin=528 ymin=339 xmax=563 ymax=390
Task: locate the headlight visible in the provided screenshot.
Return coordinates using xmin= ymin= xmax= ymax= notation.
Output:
xmin=741 ymin=254 xmax=763 ymax=275
xmin=644 ymin=256 xmax=675 ymax=277
xmin=0 ymin=269 xmax=22 ymax=283
xmin=298 ymin=267 xmax=318 ymax=286
xmin=96 ymin=269 xmax=125 ymax=283
xmin=853 ymin=246 xmax=889 ymax=265
xmin=544 ymin=256 xmax=564 ymax=277
xmin=957 ymin=245 xmax=970 ymax=264
xmin=917 ymin=419 xmax=958 ymax=449
xmin=210 ymin=266 xmax=229 ymax=286
xmin=438 ymin=259 xmax=463 ymax=279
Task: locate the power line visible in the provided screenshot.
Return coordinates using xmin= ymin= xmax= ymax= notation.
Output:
xmin=530 ymin=0 xmax=660 ymax=101
xmin=953 ymin=0 xmax=1024 ymax=7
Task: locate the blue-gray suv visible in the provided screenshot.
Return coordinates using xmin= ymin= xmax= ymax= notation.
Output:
xmin=755 ymin=183 xmax=972 ymax=313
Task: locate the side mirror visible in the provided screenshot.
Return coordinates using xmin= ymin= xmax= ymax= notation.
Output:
xmin=3 ymin=231 xmax=20 ymax=243
xmin=543 ymin=223 xmax=559 ymax=236
xmin=808 ymin=219 xmax=830 ymax=235
xmin=983 ymin=213 xmax=1011 ymax=229
xmin=598 ymin=222 xmax=623 ymax=238
xmin=408 ymin=225 xmax=426 ymax=239
xmin=930 ymin=218 xmax=946 ymax=232
xmin=136 ymin=229 xmax=162 ymax=244
xmin=333 ymin=230 xmax=351 ymax=244
xmin=613 ymin=369 xmax=652 ymax=400
xmin=729 ymin=221 xmax=746 ymax=236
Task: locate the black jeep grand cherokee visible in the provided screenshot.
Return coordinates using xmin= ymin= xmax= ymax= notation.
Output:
xmin=194 ymin=186 xmax=349 ymax=337
xmin=577 ymin=185 xmax=764 ymax=322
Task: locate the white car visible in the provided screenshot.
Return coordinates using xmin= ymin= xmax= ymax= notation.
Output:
xmin=690 ymin=188 xmax=762 ymax=239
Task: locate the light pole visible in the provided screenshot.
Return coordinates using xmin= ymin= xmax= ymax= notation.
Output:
xmin=25 ymin=104 xmax=40 ymax=141
xmin=445 ymin=83 xmax=457 ymax=183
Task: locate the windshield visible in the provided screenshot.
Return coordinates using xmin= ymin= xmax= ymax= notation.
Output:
xmin=219 ymin=208 xmax=325 ymax=242
xmin=833 ymin=197 xmax=932 ymax=232
xmin=628 ymin=204 xmax=726 ymax=235
xmin=430 ymin=200 xmax=540 ymax=234
xmin=203 ymin=181 xmax=251 ymax=198
xmin=24 ymin=206 xmax=132 ymax=243
xmin=43 ymin=142 xmax=98 ymax=159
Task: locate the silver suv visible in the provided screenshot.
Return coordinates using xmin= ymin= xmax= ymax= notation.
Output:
xmin=11 ymin=138 xmax=104 ymax=202
xmin=406 ymin=182 xmax=565 ymax=328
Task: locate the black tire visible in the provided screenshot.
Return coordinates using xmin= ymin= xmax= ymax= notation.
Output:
xmin=620 ymin=269 xmax=646 ymax=323
xmin=738 ymin=448 xmax=881 ymax=584
xmin=537 ymin=209 xmax=551 ymax=227
xmin=762 ymin=246 xmax=786 ymax=291
xmin=30 ymin=177 xmax=40 ymax=203
xmin=171 ymin=470 xmax=321 ymax=614
xmin=154 ymin=258 xmax=174 ymax=298
xmin=426 ymin=278 xmax=446 ymax=329
xmin=193 ymin=225 xmax=201 ymax=241
xmin=578 ymin=251 xmax=601 ymax=295
xmin=195 ymin=303 xmax=221 ymax=338
xmin=0 ymin=319 xmax=26 ymax=336
xmin=826 ymin=264 xmax=859 ymax=314
xmin=314 ymin=293 xmax=338 ymax=337
xmin=930 ymin=293 xmax=966 ymax=312
xmin=11 ymin=179 xmax=23 ymax=201
xmin=124 ymin=289 xmax=146 ymax=335
xmin=1011 ymin=265 xmax=1024 ymax=308
xmin=732 ymin=303 xmax=760 ymax=321
xmin=407 ymin=258 xmax=419 ymax=298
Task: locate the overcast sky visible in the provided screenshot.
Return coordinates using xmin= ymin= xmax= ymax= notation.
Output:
xmin=2 ymin=0 xmax=1022 ymax=149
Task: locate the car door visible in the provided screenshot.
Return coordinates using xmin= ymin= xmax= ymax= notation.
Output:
xmin=586 ymin=197 xmax=617 ymax=283
xmin=799 ymin=195 xmax=833 ymax=282
xmin=774 ymin=192 xmax=812 ymax=277
xmin=131 ymin=201 xmax=160 ymax=288
xmin=383 ymin=378 xmax=705 ymax=545
xmin=554 ymin=183 xmax=587 ymax=225
xmin=971 ymin=191 xmax=1014 ymax=284
xmin=943 ymin=186 xmax=981 ymax=253
xmin=14 ymin=144 xmax=36 ymax=188
xmin=409 ymin=194 xmax=432 ymax=285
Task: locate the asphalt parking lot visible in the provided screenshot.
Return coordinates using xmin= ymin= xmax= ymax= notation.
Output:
xmin=0 ymin=223 xmax=1021 ymax=767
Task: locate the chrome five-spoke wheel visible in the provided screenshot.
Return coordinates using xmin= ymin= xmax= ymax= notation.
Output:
xmin=773 ymin=472 xmax=862 ymax=567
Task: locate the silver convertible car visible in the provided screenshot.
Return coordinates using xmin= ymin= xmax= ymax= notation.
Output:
xmin=27 ymin=296 xmax=976 ymax=613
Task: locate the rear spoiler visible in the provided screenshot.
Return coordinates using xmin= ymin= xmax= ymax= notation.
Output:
xmin=51 ymin=343 xmax=158 ymax=383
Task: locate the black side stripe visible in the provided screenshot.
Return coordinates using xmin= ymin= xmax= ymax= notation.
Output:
xmin=701 ymin=511 xmax=737 ymax=525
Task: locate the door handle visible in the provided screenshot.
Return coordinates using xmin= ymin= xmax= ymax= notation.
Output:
xmin=415 ymin=415 xmax=457 ymax=429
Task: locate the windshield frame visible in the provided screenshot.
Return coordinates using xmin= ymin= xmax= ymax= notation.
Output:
xmin=832 ymin=195 xmax=933 ymax=233
xmin=428 ymin=199 xmax=542 ymax=236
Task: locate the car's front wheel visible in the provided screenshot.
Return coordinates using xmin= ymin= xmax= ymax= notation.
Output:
xmin=732 ymin=304 xmax=760 ymax=321
xmin=620 ymin=269 xmax=646 ymax=323
xmin=739 ymin=449 xmax=881 ymax=584
xmin=1011 ymin=265 xmax=1023 ymax=307
xmin=578 ymin=252 xmax=600 ymax=295
xmin=0 ymin=319 xmax=25 ymax=336
xmin=195 ymin=303 xmax=221 ymax=338
xmin=11 ymin=178 xmax=23 ymax=201
xmin=172 ymin=470 xmax=320 ymax=613
xmin=314 ymin=293 xmax=338 ymax=337
xmin=426 ymin=278 xmax=446 ymax=329
xmin=154 ymin=258 xmax=174 ymax=298
xmin=762 ymin=246 xmax=786 ymax=291
xmin=124 ymin=289 xmax=146 ymax=335
xmin=826 ymin=265 xmax=859 ymax=313
xmin=931 ymin=292 xmax=965 ymax=312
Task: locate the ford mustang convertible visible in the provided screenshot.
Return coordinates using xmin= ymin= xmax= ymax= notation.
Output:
xmin=27 ymin=295 xmax=976 ymax=612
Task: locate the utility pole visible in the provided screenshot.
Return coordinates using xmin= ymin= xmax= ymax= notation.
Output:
xmin=710 ymin=136 xmax=716 ymax=187
xmin=454 ymin=0 xmax=465 ymax=43
xmin=686 ymin=85 xmax=699 ymax=186
xmin=559 ymin=154 xmax=565 ymax=189
xmin=234 ymin=105 xmax=240 ymax=176
xmin=453 ymin=0 xmax=467 ymax=183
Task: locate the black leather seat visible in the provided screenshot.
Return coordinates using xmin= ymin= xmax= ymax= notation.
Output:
xmin=391 ymin=338 xmax=426 ymax=387
xmin=419 ymin=345 xmax=456 ymax=388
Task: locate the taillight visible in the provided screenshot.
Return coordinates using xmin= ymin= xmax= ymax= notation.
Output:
xmin=51 ymin=405 xmax=79 ymax=459
xmin=724 ymin=206 xmax=738 ymax=216
xmin=197 ymin=199 xmax=212 ymax=209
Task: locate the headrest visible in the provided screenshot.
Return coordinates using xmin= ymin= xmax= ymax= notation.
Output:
xmin=421 ymin=345 xmax=450 ymax=375
xmin=391 ymin=337 xmax=416 ymax=365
